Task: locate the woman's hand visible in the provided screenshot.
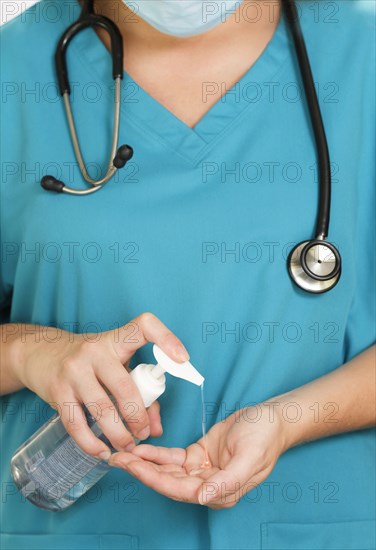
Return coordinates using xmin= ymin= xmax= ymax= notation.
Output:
xmin=109 ymin=344 xmax=376 ymax=507
xmin=6 ymin=314 xmax=189 ymax=460
xmin=109 ymin=402 xmax=288 ymax=509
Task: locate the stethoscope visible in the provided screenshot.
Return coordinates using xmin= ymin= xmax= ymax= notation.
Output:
xmin=40 ymin=0 xmax=341 ymax=294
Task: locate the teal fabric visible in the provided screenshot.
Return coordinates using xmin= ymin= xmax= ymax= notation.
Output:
xmin=1 ymin=1 xmax=375 ymax=548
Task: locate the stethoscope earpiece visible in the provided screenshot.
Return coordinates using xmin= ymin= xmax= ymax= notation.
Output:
xmin=113 ymin=144 xmax=134 ymax=169
xmin=288 ymin=240 xmax=341 ymax=294
xmin=41 ymin=176 xmax=65 ymax=193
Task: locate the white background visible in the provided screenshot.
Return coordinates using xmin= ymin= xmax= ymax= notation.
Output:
xmin=1 ymin=1 xmax=374 ymax=27
xmin=1 ymin=1 xmax=40 ymax=26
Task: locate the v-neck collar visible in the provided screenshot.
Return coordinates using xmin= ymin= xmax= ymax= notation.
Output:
xmin=71 ymin=9 xmax=291 ymax=166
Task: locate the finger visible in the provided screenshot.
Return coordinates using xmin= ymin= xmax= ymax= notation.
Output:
xmin=183 ymin=442 xmax=210 ymax=474
xmin=109 ymin=451 xmax=184 ymax=474
xmin=147 ymin=401 xmax=163 ymax=437
xmin=131 ymin=444 xmax=186 ymax=466
xmin=108 ymin=445 xmax=214 ymax=479
xmin=94 ymin=361 xmax=151 ymax=441
xmin=112 ymin=457 xmax=202 ymax=503
xmin=108 ymin=451 xmax=138 ymax=468
xmin=207 ymin=469 xmax=267 ymax=508
xmin=59 ymin=390 xmax=111 ymax=460
xmin=77 ymin=380 xmax=136 ymax=452
xmin=107 ymin=312 xmax=190 ymax=364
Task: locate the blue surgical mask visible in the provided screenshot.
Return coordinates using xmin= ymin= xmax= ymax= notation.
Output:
xmin=122 ymin=0 xmax=242 ymax=37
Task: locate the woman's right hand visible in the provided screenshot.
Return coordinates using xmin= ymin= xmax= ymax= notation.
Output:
xmin=12 ymin=313 xmax=189 ymax=460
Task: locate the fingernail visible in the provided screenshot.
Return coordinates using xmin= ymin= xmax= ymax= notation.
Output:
xmin=137 ymin=427 xmax=150 ymax=441
xmin=198 ymin=486 xmax=218 ymax=505
xmin=198 ymin=491 xmax=206 ymax=506
xmin=98 ymin=450 xmax=112 ymax=461
xmin=124 ymin=442 xmax=136 ymax=452
xmin=175 ymin=345 xmax=190 ymax=362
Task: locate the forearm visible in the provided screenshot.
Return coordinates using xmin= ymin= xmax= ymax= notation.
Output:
xmin=273 ymin=345 xmax=376 ymax=451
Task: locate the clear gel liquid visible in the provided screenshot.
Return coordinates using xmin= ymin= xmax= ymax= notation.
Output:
xmin=200 ymin=382 xmax=211 ymax=469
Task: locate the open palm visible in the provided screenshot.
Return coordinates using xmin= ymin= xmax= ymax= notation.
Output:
xmin=109 ymin=404 xmax=287 ymax=509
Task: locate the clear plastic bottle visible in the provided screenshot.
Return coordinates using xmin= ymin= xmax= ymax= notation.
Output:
xmin=11 ymin=346 xmax=204 ymax=512
xmin=11 ymin=407 xmax=113 ymax=511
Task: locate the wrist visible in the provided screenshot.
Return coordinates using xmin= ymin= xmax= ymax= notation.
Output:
xmin=268 ymin=394 xmax=309 ymax=452
xmin=1 ymin=324 xmax=28 ymax=390
xmin=1 ymin=324 xmax=53 ymax=389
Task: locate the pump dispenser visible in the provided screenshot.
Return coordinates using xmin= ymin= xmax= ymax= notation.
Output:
xmin=11 ymin=345 xmax=204 ymax=511
xmin=131 ymin=345 xmax=204 ymax=407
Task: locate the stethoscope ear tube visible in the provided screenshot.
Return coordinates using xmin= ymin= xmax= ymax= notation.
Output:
xmin=41 ymin=77 xmax=133 ymax=194
xmin=55 ymin=6 xmax=124 ymax=96
xmin=42 ymin=0 xmax=133 ymax=195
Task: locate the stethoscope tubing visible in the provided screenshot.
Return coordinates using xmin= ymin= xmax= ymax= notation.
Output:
xmin=62 ymin=77 xmax=122 ymax=190
xmin=55 ymin=4 xmax=123 ymax=96
xmin=282 ymin=0 xmax=331 ymax=240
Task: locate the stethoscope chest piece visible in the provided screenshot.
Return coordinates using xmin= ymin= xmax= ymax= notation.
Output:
xmin=288 ymin=240 xmax=341 ymax=294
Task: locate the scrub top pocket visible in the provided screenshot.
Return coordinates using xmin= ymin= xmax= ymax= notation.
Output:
xmin=0 ymin=533 xmax=139 ymax=550
xmin=261 ymin=520 xmax=376 ymax=550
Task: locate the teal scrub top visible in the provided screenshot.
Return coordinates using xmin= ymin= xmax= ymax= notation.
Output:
xmin=1 ymin=1 xmax=375 ymax=549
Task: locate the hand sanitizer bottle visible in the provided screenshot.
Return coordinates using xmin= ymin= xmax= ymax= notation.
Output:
xmin=11 ymin=345 xmax=204 ymax=511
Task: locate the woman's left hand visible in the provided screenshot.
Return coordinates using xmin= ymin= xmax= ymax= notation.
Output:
xmin=110 ymin=346 xmax=376 ymax=508
xmin=109 ymin=402 xmax=288 ymax=509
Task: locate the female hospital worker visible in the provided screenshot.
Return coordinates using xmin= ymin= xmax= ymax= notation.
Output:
xmin=0 ymin=0 xmax=375 ymax=548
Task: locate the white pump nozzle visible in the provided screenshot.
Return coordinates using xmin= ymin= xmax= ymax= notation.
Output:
xmin=129 ymin=345 xmax=205 ymax=409
xmin=153 ymin=345 xmax=204 ymax=386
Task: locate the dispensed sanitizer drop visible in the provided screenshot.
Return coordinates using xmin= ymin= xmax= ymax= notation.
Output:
xmin=11 ymin=345 xmax=204 ymax=511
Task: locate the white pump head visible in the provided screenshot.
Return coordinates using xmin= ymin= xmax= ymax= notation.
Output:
xmin=153 ymin=345 xmax=204 ymax=386
xmin=130 ymin=345 xmax=205 ymax=408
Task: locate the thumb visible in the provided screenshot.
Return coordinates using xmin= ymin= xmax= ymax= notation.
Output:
xmin=107 ymin=312 xmax=189 ymax=365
